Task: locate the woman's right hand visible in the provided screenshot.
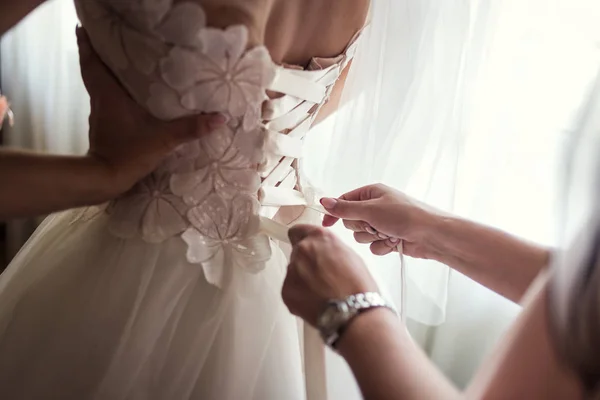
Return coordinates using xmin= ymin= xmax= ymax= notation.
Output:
xmin=321 ymin=184 xmax=441 ymax=257
xmin=76 ymin=27 xmax=226 ymax=201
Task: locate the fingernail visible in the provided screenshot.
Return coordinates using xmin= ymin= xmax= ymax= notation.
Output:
xmin=386 ymin=238 xmax=400 ymax=247
xmin=377 ymin=233 xmax=388 ymax=239
xmin=208 ymin=113 xmax=228 ymax=129
xmin=320 ymin=198 xmax=337 ymax=209
xmin=365 ymin=226 xmax=377 ymax=235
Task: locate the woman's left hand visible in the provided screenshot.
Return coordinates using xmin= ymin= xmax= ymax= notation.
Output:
xmin=283 ymin=225 xmax=379 ymax=327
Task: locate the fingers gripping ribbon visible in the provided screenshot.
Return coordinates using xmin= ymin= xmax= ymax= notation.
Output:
xmin=260 ymin=188 xmax=407 ymax=323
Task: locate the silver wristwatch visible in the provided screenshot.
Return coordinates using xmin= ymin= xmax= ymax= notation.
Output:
xmin=317 ymin=292 xmax=397 ymax=349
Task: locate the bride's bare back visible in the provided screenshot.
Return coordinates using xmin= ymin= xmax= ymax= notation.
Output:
xmin=198 ymin=0 xmax=369 ymax=65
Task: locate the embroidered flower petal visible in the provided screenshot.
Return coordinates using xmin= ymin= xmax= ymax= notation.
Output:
xmin=239 ymin=46 xmax=277 ymax=86
xmin=181 ymin=79 xmax=229 ymax=113
xmin=161 ymin=48 xmax=205 ymax=91
xmin=212 ymin=180 xmax=244 ymax=201
xmin=182 ymin=228 xmax=227 ymax=287
xmin=237 ymin=80 xmax=269 ymax=106
xmin=187 ymin=194 xmax=230 ymax=239
xmin=200 ymin=26 xmax=247 ymax=69
xmin=174 ymin=139 xmax=202 ymax=160
xmin=141 ymin=195 xmax=188 ymax=243
xmin=201 ymin=124 xmax=236 ymax=160
xmin=243 ymin=103 xmax=262 ymax=132
xmin=223 ymin=25 xmax=248 ymax=63
xmin=157 ymin=2 xmax=206 ymax=47
xmin=227 ymin=83 xmax=251 ymax=117
xmin=172 ymin=140 xmax=212 ymax=174
xmin=232 ymin=126 xmax=266 ymax=163
xmin=147 ymin=83 xmax=190 ymax=120
xmin=231 ymin=234 xmax=272 ymax=273
xmin=227 ymin=195 xmax=261 ymax=239
xmin=218 ymin=168 xmax=261 ymax=194
xmin=170 ymin=169 xmax=212 ymax=206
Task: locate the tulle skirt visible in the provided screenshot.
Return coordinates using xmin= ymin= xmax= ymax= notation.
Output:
xmin=0 ymin=209 xmax=307 ymax=400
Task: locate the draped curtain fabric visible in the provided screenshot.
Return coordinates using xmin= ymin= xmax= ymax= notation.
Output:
xmin=415 ymin=3 xmax=600 ymax=386
xmin=1 ymin=0 xmax=600 ymax=388
xmin=304 ymin=0 xmax=600 ymax=387
xmin=0 ymin=0 xmax=88 ymax=262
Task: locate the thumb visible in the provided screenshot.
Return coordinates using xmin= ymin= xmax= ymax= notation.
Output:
xmin=166 ymin=113 xmax=228 ymax=147
xmin=320 ymin=197 xmax=369 ymax=221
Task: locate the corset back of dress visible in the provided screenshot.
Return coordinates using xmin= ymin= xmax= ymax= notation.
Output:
xmin=75 ymin=0 xmax=360 ymax=288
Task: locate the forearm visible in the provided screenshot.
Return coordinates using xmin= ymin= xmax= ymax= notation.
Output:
xmin=0 ymin=0 xmax=45 ymax=35
xmin=0 ymin=149 xmax=111 ymax=220
xmin=337 ymin=308 xmax=460 ymax=400
xmin=422 ymin=215 xmax=550 ymax=302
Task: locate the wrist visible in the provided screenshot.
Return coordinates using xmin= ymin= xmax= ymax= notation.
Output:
xmin=407 ymin=207 xmax=449 ymax=260
xmin=318 ymin=292 xmax=396 ymax=349
xmin=78 ymin=155 xmax=126 ymax=204
xmin=336 ymin=307 xmax=401 ymax=356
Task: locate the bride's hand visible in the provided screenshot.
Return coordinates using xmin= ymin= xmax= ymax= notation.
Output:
xmin=321 ymin=184 xmax=440 ymax=257
xmin=76 ymin=27 xmax=226 ymax=200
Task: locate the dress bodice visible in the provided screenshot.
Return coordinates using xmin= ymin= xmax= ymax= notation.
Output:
xmin=75 ymin=0 xmax=361 ymax=287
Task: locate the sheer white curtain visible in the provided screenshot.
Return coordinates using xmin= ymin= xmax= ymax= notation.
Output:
xmin=422 ymin=2 xmax=600 ymax=386
xmin=305 ymin=0 xmax=600 ymax=387
xmin=1 ymin=0 xmax=86 ymax=257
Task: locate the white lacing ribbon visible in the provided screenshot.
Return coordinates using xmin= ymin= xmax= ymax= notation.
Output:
xmin=269 ymin=69 xmax=327 ymax=104
xmin=265 ymin=130 xmax=304 ymax=158
xmin=260 ymin=56 xmax=359 ymax=400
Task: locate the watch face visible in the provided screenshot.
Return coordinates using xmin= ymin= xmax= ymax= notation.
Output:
xmin=318 ymin=301 xmax=351 ymax=331
xmin=317 ymin=303 xmax=339 ymax=330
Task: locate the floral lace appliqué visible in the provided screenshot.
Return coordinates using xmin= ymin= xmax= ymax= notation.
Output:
xmin=76 ymin=0 xmax=165 ymax=74
xmin=108 ymin=166 xmax=188 ymax=244
xmin=159 ymin=25 xmax=276 ymax=130
xmin=182 ymin=195 xmax=271 ymax=287
xmin=170 ymin=123 xmax=264 ymax=206
xmin=85 ymin=2 xmax=278 ymax=287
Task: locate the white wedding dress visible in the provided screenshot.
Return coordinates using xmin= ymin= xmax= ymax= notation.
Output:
xmin=0 ymin=1 xmax=364 ymax=399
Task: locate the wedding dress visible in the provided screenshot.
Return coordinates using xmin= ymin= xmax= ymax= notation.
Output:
xmin=0 ymin=1 xmax=365 ymax=399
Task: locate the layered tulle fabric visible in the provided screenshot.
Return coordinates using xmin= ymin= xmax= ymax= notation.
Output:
xmin=0 ymin=209 xmax=304 ymax=400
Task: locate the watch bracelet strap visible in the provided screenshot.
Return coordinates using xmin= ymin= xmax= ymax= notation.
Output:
xmin=331 ymin=292 xmax=397 ymax=349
